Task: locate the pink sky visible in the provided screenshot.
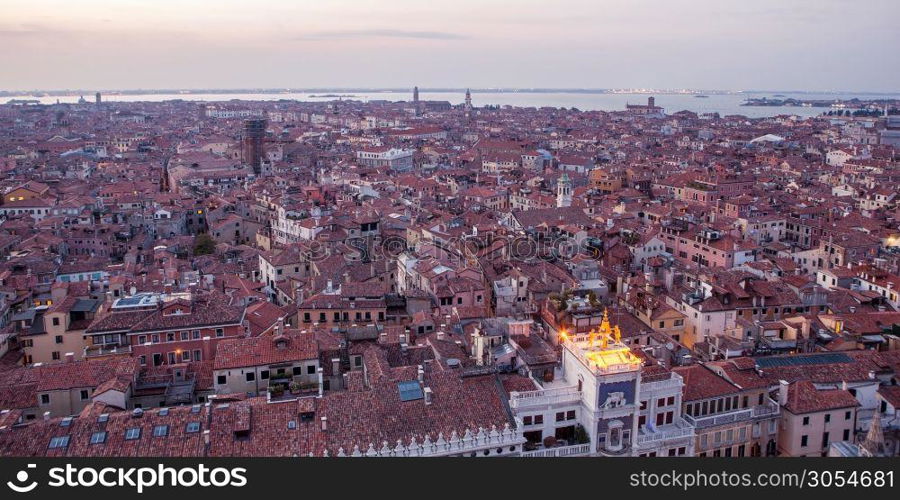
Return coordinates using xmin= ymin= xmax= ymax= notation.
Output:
xmin=2 ymin=0 xmax=898 ymax=91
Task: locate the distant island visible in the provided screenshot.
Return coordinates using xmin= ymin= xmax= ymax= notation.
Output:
xmin=743 ymin=96 xmax=899 ymax=108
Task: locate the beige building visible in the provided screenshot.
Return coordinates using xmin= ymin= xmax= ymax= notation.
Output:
xmin=17 ymin=297 xmax=102 ymax=365
xmin=0 ymin=357 xmax=137 ymax=420
xmin=777 ymin=380 xmax=859 ymax=457
xmin=213 ymin=331 xmax=320 ymax=397
xmin=675 ymin=364 xmax=780 ymax=457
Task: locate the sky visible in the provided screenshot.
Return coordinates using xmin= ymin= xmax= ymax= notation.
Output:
xmin=1 ymin=0 xmax=898 ymax=92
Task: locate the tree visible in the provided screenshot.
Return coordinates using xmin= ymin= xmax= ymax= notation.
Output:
xmin=193 ymin=233 xmax=216 ymax=255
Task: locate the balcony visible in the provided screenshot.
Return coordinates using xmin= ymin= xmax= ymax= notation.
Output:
xmin=83 ymin=344 xmax=133 ymax=358
xmin=520 ymin=443 xmax=592 ymax=458
xmin=509 ymin=386 xmax=582 ymax=410
xmin=684 ymin=400 xmax=779 ymax=429
xmin=637 ymin=419 xmax=695 ymax=447
xmin=640 ymin=372 xmax=684 ymax=394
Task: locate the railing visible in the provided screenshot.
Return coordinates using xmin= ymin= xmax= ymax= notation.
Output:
xmin=641 ymin=372 xmax=684 ymax=393
xmin=637 ymin=420 xmax=695 ymax=446
xmin=685 ymin=400 xmax=779 ymax=429
xmin=752 ymin=401 xmax=780 ymax=418
xmin=509 ymin=387 xmax=582 ymax=409
xmin=83 ymin=344 xmax=133 ymax=358
xmin=521 ymin=443 xmax=592 ymax=458
xmin=562 ymin=337 xmax=642 ymax=376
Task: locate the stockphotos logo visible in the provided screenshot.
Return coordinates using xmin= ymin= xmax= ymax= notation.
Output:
xmin=7 ymin=464 xmax=38 ymax=493
xmin=7 ymin=464 xmax=247 ymax=494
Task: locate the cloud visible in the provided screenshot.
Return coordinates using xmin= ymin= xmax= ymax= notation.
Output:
xmin=295 ymin=29 xmax=469 ymax=41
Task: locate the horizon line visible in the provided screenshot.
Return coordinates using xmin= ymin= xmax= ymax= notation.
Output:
xmin=3 ymin=87 xmax=900 ymax=96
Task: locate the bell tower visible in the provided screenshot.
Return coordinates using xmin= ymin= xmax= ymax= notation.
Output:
xmin=557 ymin=172 xmax=572 ymax=207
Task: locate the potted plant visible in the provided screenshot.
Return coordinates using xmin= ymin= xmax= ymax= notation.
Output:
xmin=542 ymin=436 xmax=558 ymax=449
xmin=289 ymin=381 xmax=301 ymax=394
xmin=268 ymin=385 xmax=284 ymax=398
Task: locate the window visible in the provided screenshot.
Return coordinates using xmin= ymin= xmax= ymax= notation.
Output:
xmin=80 ymin=390 xmax=90 ymax=400
xmin=824 ymin=413 xmax=830 ymax=423
xmin=556 ymin=412 xmax=565 ymax=422
xmin=90 ymin=431 xmax=107 ymax=445
xmin=215 ymin=328 xmax=224 ymax=338
xmin=534 ymin=415 xmax=543 ymax=425
xmin=845 ymin=411 xmax=851 ymax=420
xmin=802 ymin=416 xmax=810 ymax=426
xmin=800 ymin=435 xmax=808 ymax=447
xmin=125 ymin=428 xmax=141 ymax=440
xmin=217 ymin=375 xmax=226 ymax=385
xmin=307 ymin=365 xmax=316 ymax=375
xmin=186 ymin=422 xmax=201 ymax=433
xmin=52 ymin=351 xmax=61 ymax=361
xmin=246 ymin=372 xmax=255 ymax=382
xmin=153 ymin=425 xmax=169 ymax=437
xmin=52 ymin=317 xmax=60 ymax=326
xmin=260 ymin=370 xmax=269 ymax=380
xmin=822 ymin=432 xmax=829 ymax=448
xmin=843 ymin=429 xmax=850 ymax=441
xmin=48 ymin=436 xmax=70 ymax=449
xmin=180 ymin=331 xmax=189 ymax=341
xmin=40 ymin=394 xmax=50 ymax=405
xmin=566 ymin=410 xmax=576 ymax=420
xmin=55 ymin=335 xmax=63 ymax=344
xmin=292 ymin=366 xmax=303 ymax=376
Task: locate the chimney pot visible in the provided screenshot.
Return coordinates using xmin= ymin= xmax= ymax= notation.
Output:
xmin=43 ymin=411 xmax=50 ymax=421
xmin=777 ymin=380 xmax=789 ymax=406
xmin=320 ymin=416 xmax=328 ymax=432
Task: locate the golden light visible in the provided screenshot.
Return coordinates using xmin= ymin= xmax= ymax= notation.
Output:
xmin=558 ymin=328 xmax=569 ymax=342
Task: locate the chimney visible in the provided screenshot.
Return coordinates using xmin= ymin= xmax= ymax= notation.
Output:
xmin=43 ymin=411 xmax=50 ymax=421
xmin=417 ymin=365 xmax=424 ymax=383
xmin=777 ymin=380 xmax=789 ymax=406
xmin=423 ymin=387 xmax=433 ymax=405
xmin=320 ymin=416 xmax=328 ymax=432
xmin=436 ymin=331 xmax=446 ymax=341
xmin=331 ymin=358 xmax=340 ymax=375
xmin=65 ymin=352 xmax=75 ymax=363
xmin=868 ymin=371 xmax=876 ymax=380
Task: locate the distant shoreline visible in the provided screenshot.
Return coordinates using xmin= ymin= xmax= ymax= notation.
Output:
xmin=3 ymin=88 xmax=899 ymax=97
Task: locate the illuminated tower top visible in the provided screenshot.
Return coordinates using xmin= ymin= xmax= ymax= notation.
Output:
xmin=560 ymin=309 xmax=642 ymax=376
